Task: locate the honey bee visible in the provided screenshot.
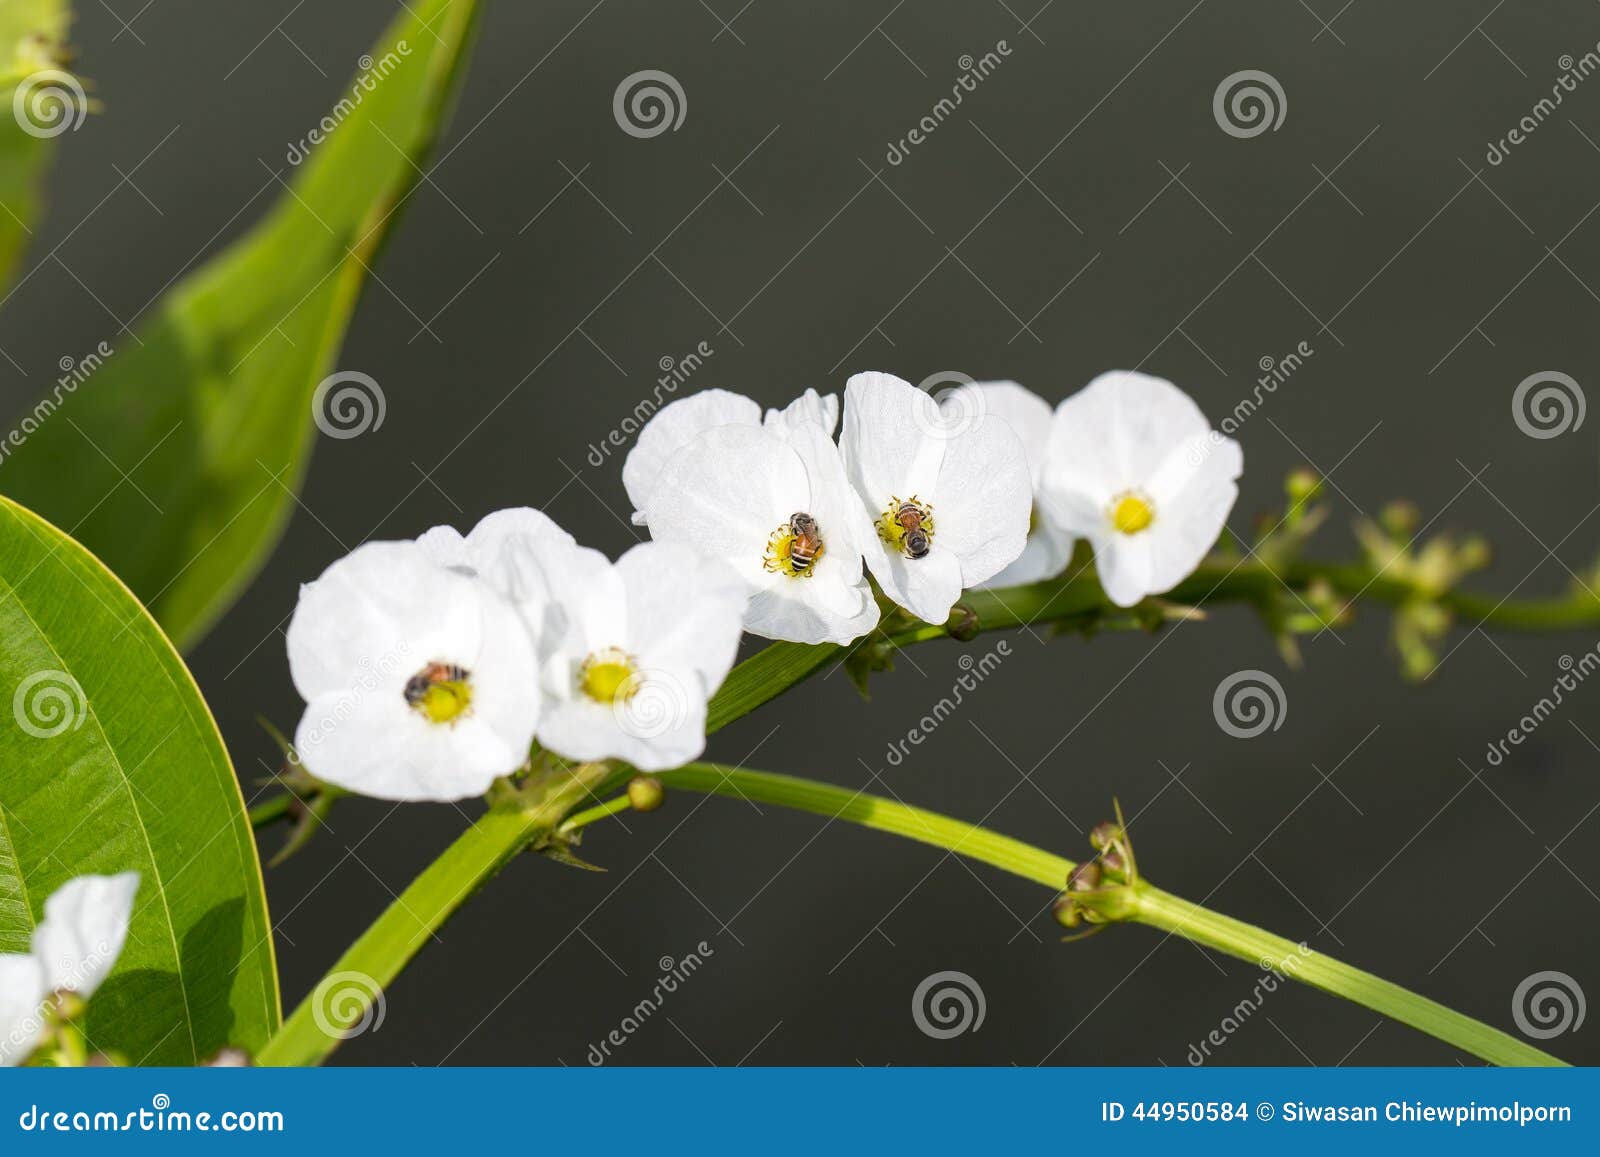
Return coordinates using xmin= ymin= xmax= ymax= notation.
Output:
xmin=404 ymin=662 xmax=469 ymax=707
xmin=787 ymin=512 xmax=823 ymax=575
xmin=894 ymin=499 xmax=931 ymax=559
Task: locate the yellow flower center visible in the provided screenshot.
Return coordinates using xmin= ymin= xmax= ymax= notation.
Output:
xmin=764 ymin=513 xmax=825 ymax=578
xmin=580 ymin=647 xmax=641 ymax=704
xmin=404 ymin=663 xmax=473 ymax=725
xmin=1109 ymin=491 xmax=1155 ymax=535
xmin=877 ymin=495 xmax=935 ymax=559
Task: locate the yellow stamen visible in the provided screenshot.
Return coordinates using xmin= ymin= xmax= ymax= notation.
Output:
xmin=1110 ymin=492 xmax=1154 ymax=535
xmin=405 ymin=665 xmax=474 ymax=724
xmin=581 ymin=648 xmax=640 ymax=704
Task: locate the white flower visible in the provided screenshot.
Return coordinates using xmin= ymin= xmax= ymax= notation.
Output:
xmin=839 ymin=371 xmax=1032 ymax=624
xmin=1038 ymin=370 xmax=1242 ymax=608
xmin=287 ymin=540 xmax=542 ymax=802
xmin=2 ymin=872 xmax=139 ymax=1067
xmin=623 ymin=387 xmax=838 ymax=525
xmin=941 ymin=380 xmax=1076 ymax=588
xmin=641 ymin=414 xmax=879 ymax=645
xmin=527 ymin=539 xmax=746 ymax=770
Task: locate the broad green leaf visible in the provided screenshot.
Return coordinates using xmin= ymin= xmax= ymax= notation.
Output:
xmin=0 ymin=0 xmax=481 ymax=648
xmin=0 ymin=495 xmax=278 ymax=1064
xmin=0 ymin=0 xmax=73 ymax=290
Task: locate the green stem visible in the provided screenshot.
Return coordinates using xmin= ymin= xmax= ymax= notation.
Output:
xmin=653 ymin=763 xmax=1563 ymax=1068
xmin=256 ymin=762 xmax=614 ymax=1066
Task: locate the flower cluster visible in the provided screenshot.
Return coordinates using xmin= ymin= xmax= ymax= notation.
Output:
xmin=284 ymin=369 xmax=1239 ymax=803
xmin=2 ymin=873 xmax=139 ymax=1067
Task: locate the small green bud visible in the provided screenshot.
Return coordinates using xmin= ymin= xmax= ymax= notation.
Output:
xmin=1285 ymin=468 xmax=1321 ymax=507
xmin=1088 ymin=821 xmax=1120 ymax=851
xmin=1379 ymin=500 xmax=1420 ymax=539
xmin=1068 ymin=861 xmax=1102 ymax=892
xmin=627 ymin=775 xmax=664 ymax=813
xmin=947 ymin=603 xmax=980 ymax=642
xmin=1051 ymin=894 xmax=1082 ymax=928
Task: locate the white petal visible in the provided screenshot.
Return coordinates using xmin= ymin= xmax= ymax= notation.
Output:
xmin=976 ymin=515 xmax=1075 ymax=588
xmin=1092 ymin=531 xmax=1154 ymax=608
xmin=764 ymin=388 xmax=839 ymax=438
xmin=286 ymin=542 xmax=482 ymax=703
xmin=1141 ymin=433 xmax=1242 ymax=596
xmin=0 ymin=953 xmax=47 ymax=1067
xmin=942 ymin=381 xmax=1052 ymax=484
xmin=926 ymin=413 xmax=1032 ymax=587
xmin=616 ymin=541 xmax=747 ymax=694
xmin=623 ymin=389 xmax=761 ymax=519
xmin=1041 ymin=370 xmax=1214 ymax=507
xmin=860 ymin=522 xmax=965 ymax=624
xmin=644 ymin=424 xmax=809 ymax=589
xmin=32 ymin=872 xmax=139 ymax=998
xmin=525 ymin=539 xmax=628 ymax=667
xmin=840 ymin=371 xmax=945 ymax=508
xmin=537 ymin=680 xmax=710 ymax=772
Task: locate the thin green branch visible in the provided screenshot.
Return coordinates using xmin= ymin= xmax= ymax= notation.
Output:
xmin=653 ymin=763 xmax=1564 ymax=1068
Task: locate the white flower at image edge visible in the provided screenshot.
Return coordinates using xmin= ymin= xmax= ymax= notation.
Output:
xmin=643 ymin=417 xmax=880 ymax=646
xmin=531 ymin=539 xmax=746 ymax=770
xmin=287 ymin=540 xmax=542 ymax=802
xmin=1 ymin=872 xmax=139 ymax=1067
xmin=1039 ymin=370 xmax=1242 ymax=608
xmin=622 ymin=387 xmax=839 ymax=525
xmin=840 ymin=371 xmax=1032 ymax=624
xmin=940 ymin=380 xmax=1075 ymax=588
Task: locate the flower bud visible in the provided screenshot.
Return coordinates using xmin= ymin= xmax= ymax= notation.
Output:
xmin=627 ymin=774 xmax=664 ymax=813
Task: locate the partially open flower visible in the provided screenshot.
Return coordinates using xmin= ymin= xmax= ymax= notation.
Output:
xmin=940 ymin=380 xmax=1076 ymax=588
xmin=1 ymin=872 xmax=139 ymax=1067
xmin=528 ymin=539 xmax=746 ymax=770
xmin=642 ymin=418 xmax=879 ymax=645
xmin=287 ymin=541 xmax=542 ymax=802
xmin=1038 ymin=370 xmax=1242 ymax=608
xmin=623 ymin=387 xmax=838 ymax=525
xmin=840 ymin=371 xmax=1032 ymax=624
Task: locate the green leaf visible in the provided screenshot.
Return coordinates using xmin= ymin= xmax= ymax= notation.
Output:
xmin=0 ymin=0 xmax=74 ymax=290
xmin=0 ymin=495 xmax=278 ymax=1064
xmin=0 ymin=0 xmax=481 ymax=648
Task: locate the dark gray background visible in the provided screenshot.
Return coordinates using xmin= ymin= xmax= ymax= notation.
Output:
xmin=3 ymin=0 xmax=1598 ymax=1065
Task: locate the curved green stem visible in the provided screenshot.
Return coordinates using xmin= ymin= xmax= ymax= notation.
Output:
xmin=653 ymin=764 xmax=1563 ymax=1068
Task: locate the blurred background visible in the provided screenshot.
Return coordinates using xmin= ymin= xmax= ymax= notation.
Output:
xmin=3 ymin=0 xmax=1598 ymax=1064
